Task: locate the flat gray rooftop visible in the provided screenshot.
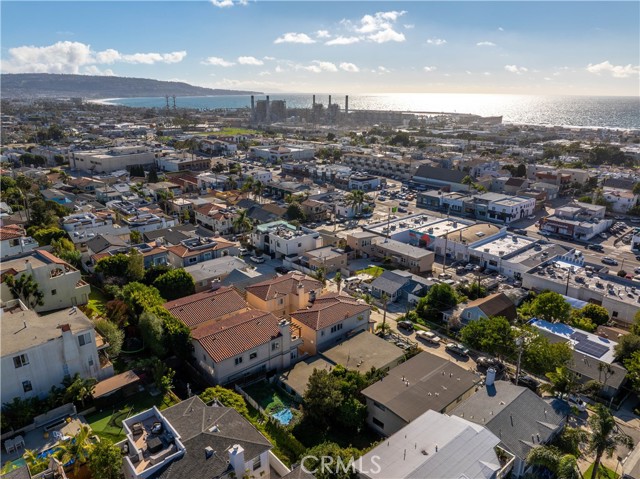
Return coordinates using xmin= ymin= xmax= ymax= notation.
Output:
xmin=320 ymin=331 xmax=404 ymax=371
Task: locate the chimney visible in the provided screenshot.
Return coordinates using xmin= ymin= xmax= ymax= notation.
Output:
xmin=228 ymin=444 xmax=245 ymax=475
xmin=345 ymin=95 xmax=349 ymax=115
xmin=205 ymin=446 xmax=214 ymax=459
xmin=25 ymin=259 xmax=33 ymax=275
xmin=486 ymin=368 xmax=496 ymax=386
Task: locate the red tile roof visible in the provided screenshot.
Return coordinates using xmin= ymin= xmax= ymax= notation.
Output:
xmin=164 ymin=287 xmax=249 ymax=329
xmin=245 ymin=272 xmax=323 ymax=302
xmin=0 ymin=226 xmax=24 ymax=241
xmin=291 ymin=293 xmax=370 ymax=331
xmin=192 ymin=309 xmax=283 ymax=362
xmin=36 ymin=249 xmax=67 ymax=265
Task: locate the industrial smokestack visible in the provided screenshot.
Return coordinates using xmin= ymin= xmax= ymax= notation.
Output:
xmin=312 ymin=95 xmax=316 ymax=106
xmin=266 ymin=95 xmax=270 ymax=121
xmin=250 ymin=95 xmax=255 ymax=112
xmin=345 ymin=95 xmax=349 ymax=115
xmin=328 ymin=95 xmax=332 ymax=106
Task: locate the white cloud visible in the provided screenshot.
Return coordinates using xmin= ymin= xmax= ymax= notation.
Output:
xmin=423 ymin=66 xmax=437 ymax=72
xmin=1 ymin=41 xmax=186 ymax=74
xmin=210 ymin=0 xmax=247 ymax=7
xmin=237 ymin=56 xmax=263 ymax=65
xmin=275 ymin=65 xmax=284 ymax=73
xmin=325 ymin=36 xmax=360 ymax=46
xmin=316 ymin=30 xmax=331 ymax=38
xmin=504 ymin=64 xmax=528 ymax=74
xmin=339 ymin=62 xmax=359 ymax=72
xmin=84 ymin=65 xmax=114 ymax=76
xmin=274 ymin=32 xmax=316 ymax=44
xmin=498 ymin=27 xmax=504 ymax=31
xmin=201 ymin=56 xmax=235 ymax=67
xmin=586 ymin=60 xmax=640 ymax=78
xmin=403 ymin=24 xmax=414 ymax=29
xmin=302 ymin=60 xmax=338 ymax=73
xmin=544 ymin=77 xmax=552 ymax=81
xmin=465 ymin=70 xmax=472 ymax=75
xmin=368 ymin=29 xmax=405 ymax=43
xmin=427 ymin=38 xmax=446 ymax=46
xmin=483 ymin=72 xmax=491 ymax=76
xmin=477 ymin=41 xmax=496 ymax=47
xmin=258 ymin=71 xmax=271 ymax=76
xmin=263 ymin=56 xmax=275 ymax=61
xmin=377 ymin=66 xmax=390 ymax=73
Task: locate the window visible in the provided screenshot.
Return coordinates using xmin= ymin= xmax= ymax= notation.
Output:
xmin=278 ymin=298 xmax=284 ymax=305
xmin=13 ymin=354 xmax=29 ymax=368
xmin=88 ymin=357 xmax=94 ymax=367
xmin=22 ymin=380 xmax=33 ymax=393
xmin=330 ymin=323 xmax=343 ymax=334
xmin=272 ymin=342 xmax=280 ymax=351
xmin=253 ymin=457 xmax=262 ymax=471
xmin=372 ymin=417 xmax=384 ymax=429
xmin=78 ymin=332 xmax=91 ymax=347
xmin=235 ymin=357 xmax=243 ymax=365
xmin=189 ymin=257 xmax=198 ymax=264
xmin=298 ymin=243 xmax=302 ymax=247
xmin=612 ymin=311 xmax=619 ymax=318
xmin=51 ymin=289 xmax=57 ymax=296
xmin=250 ymin=352 xmax=257 ymax=360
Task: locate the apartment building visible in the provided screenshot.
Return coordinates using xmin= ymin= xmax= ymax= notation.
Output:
xmin=167 ymin=237 xmax=236 ymax=268
xmin=250 ymin=221 xmax=322 ymax=259
xmin=245 ymin=272 xmax=324 ymax=317
xmin=0 ymin=225 xmax=38 ymax=259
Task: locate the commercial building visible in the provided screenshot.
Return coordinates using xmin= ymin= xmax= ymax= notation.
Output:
xmin=72 ymin=146 xmax=155 ymax=173
xmin=252 ymin=145 xmax=315 ymax=163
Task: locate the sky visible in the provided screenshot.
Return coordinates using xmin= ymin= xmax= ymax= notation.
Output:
xmin=1 ymin=1 xmax=639 ymax=96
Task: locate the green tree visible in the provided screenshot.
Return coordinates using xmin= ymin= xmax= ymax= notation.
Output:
xmin=139 ymin=311 xmax=166 ymax=356
xmin=303 ymin=369 xmax=344 ymax=428
xmin=51 ymin=237 xmax=81 ymax=268
xmin=95 ymin=320 xmax=124 ymax=357
xmin=522 ymin=331 xmax=573 ymax=376
xmin=460 ymin=316 xmax=516 ymax=359
xmin=142 ymin=264 xmax=172 ymax=285
xmin=286 ymin=202 xmax=306 ymax=222
xmin=88 ymin=438 xmax=123 ymax=479
xmin=233 ymin=209 xmax=253 ymax=240
xmin=587 ymin=404 xmax=634 ymax=479
xmin=624 ymin=350 xmax=640 ymax=394
xmin=130 ymin=230 xmax=142 ymax=244
xmin=126 ymin=249 xmax=145 ymax=282
xmin=58 ymin=425 xmax=93 ymax=477
xmin=200 ymin=386 xmax=249 ymax=417
xmin=252 ymin=180 xmax=264 ymax=202
xmin=530 ymin=291 xmax=571 ymax=323
xmin=631 ymin=311 xmax=640 ymax=335
xmin=302 ymin=442 xmax=361 ymax=479
xmin=148 ymin=306 xmax=193 ymax=360
xmin=334 ymin=271 xmax=343 ymax=293
xmin=148 ymin=167 xmax=159 ymax=183
xmin=527 ymin=446 xmax=581 ymax=479
xmin=63 ymin=374 xmax=97 ymax=408
xmin=344 ymin=189 xmax=369 ymax=215
xmin=96 ymin=253 xmax=130 ymax=281
xmin=5 ymin=273 xmax=44 ymax=309
xmin=152 ymin=269 xmax=195 ymax=301
xmin=31 ymin=226 xmax=67 ymax=246
xmin=515 ymin=163 xmax=527 ymax=178
xmin=456 ymin=282 xmax=487 ymax=301
xmin=543 ymin=366 xmax=579 ymax=398
xmin=416 ymin=283 xmax=458 ymax=322
xmin=120 ymin=282 xmax=165 ymax=318
xmin=614 ymin=334 xmax=640 ymax=362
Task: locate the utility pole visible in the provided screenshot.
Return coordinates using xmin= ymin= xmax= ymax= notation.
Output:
xmin=515 ymin=336 xmax=524 ymax=386
xmin=443 ymin=232 xmax=449 ymax=273
xmin=386 ymin=206 xmax=391 ymax=241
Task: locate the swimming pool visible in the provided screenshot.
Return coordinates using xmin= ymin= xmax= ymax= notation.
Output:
xmin=271 ymin=408 xmax=293 ymax=426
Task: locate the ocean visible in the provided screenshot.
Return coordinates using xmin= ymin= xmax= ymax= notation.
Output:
xmin=101 ymin=93 xmax=640 ymax=130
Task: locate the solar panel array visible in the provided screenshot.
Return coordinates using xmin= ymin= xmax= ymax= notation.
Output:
xmin=570 ymin=332 xmax=589 ymax=341
xmin=574 ymin=340 xmax=609 ymax=358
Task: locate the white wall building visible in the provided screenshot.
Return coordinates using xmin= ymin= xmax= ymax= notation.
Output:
xmin=1 ymin=300 xmax=112 ymax=404
xmin=0 ymin=226 xmax=39 ymax=259
xmin=72 ymin=146 xmax=155 ymax=173
xmin=251 ymin=221 xmax=322 ymax=259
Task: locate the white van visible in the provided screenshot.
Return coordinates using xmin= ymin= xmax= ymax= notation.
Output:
xmin=237 ymin=247 xmax=249 ymax=256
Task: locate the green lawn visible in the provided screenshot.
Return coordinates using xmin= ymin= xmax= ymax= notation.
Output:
xmin=584 ymin=463 xmax=620 ymax=479
xmin=86 ymin=390 xmax=179 ymax=442
xmin=356 ymin=266 xmax=385 ymax=278
xmin=86 ymin=287 xmax=109 ymax=318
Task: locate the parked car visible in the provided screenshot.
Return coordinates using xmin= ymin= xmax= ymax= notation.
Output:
xmin=477 ymin=357 xmax=505 ymax=371
xmin=399 ymin=201 xmax=409 ymax=207
xmin=275 ymin=266 xmax=290 ymax=274
xmin=515 ymin=375 xmax=540 ymax=392
xmin=586 ymin=244 xmax=604 ymax=252
xmin=496 ymin=275 xmax=507 ymax=282
xmin=465 ymin=264 xmax=475 ymax=271
xmin=514 ymin=229 xmax=528 ymax=236
xmin=445 ymin=342 xmax=469 ymax=357
xmin=602 ymin=257 xmax=618 ymax=266
xmin=438 ymin=272 xmax=453 ymax=280
xmin=250 ymin=256 xmax=265 ymax=264
xmin=397 ymin=320 xmax=414 ymax=331
xmin=566 ymin=394 xmax=587 ymax=412
xmin=397 ymin=207 xmax=407 ymax=213
xmin=416 ymin=330 xmax=440 ymax=344
xmin=599 ymin=233 xmax=608 ymax=239
xmin=527 ymin=215 xmax=536 ymax=220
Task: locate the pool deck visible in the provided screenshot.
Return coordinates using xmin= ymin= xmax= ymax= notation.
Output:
xmin=2 ymin=417 xmax=87 ymax=465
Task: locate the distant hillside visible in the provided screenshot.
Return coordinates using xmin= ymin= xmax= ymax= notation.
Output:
xmin=1 ymin=73 xmax=261 ymax=100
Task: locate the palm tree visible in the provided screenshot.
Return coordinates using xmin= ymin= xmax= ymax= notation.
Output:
xmin=587 ymin=404 xmax=634 ymax=479
xmin=345 ymin=189 xmax=366 ymax=215
xmin=252 ymin=181 xmax=264 ymax=203
xmin=543 ymin=366 xmax=579 ymax=398
xmin=241 ymin=176 xmax=254 ymax=196
xmin=334 ymin=271 xmax=343 ymax=293
xmin=156 ymin=190 xmax=174 ymax=215
xmin=58 ymin=425 xmax=94 ymax=476
xmin=381 ymin=292 xmax=390 ymax=334
xmin=527 ymin=446 xmax=581 ymax=479
xmin=462 ymin=175 xmax=474 ymax=193
xmin=312 ymin=267 xmax=326 ymax=286
xmin=225 ymin=177 xmax=238 ymax=191
xmin=233 ymin=209 xmax=253 ymax=242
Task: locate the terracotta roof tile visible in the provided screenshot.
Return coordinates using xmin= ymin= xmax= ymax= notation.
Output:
xmin=167 ymin=238 xmax=234 ymax=258
xmin=192 ymin=309 xmax=282 ymax=362
xmin=0 ymin=226 xmax=24 ymax=241
xmin=291 ymin=293 xmax=370 ymax=331
xmin=245 ymin=272 xmax=323 ymax=302
xmin=164 ymin=287 xmax=249 ymax=329
xmin=36 ymin=249 xmax=67 ymax=265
